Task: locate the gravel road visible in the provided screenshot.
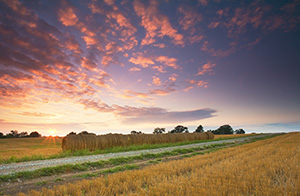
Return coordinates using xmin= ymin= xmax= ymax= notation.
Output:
xmin=0 ymin=134 xmax=269 ymax=175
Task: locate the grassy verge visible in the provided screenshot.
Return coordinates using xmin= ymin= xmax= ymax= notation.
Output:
xmin=0 ymin=134 xmax=269 ymax=164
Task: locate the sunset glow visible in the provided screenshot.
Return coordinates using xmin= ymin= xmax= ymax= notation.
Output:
xmin=0 ymin=0 xmax=299 ymax=136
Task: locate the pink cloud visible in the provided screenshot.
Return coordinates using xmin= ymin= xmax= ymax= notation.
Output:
xmin=152 ymin=76 xmax=161 ymax=86
xmin=169 ymin=74 xmax=178 ymax=82
xmin=129 ymin=67 xmax=141 ymax=71
xmin=129 ymin=56 xmax=154 ymax=68
xmin=133 ymin=0 xmax=184 ymax=46
xmin=198 ymin=0 xmax=208 ymax=6
xmin=197 ymin=62 xmax=216 ymax=75
xmin=81 ymin=57 xmax=97 ymax=70
xmin=58 ymin=6 xmax=78 ymax=26
xmin=123 ymin=90 xmax=149 ymax=99
xmin=152 ymin=65 xmax=166 ymax=73
xmin=156 ymin=56 xmax=179 ymax=69
xmin=178 ymin=5 xmax=202 ymax=33
xmin=82 ymin=36 xmax=98 ymax=46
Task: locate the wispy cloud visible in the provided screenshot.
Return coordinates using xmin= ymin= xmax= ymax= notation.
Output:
xmin=16 ymin=112 xmax=56 ymax=117
xmin=197 ymin=62 xmax=216 ymax=75
xmin=133 ymin=0 xmax=184 ymax=46
xmin=121 ymin=108 xmax=216 ymax=124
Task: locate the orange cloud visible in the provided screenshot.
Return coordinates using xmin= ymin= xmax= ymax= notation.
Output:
xmin=123 ymin=90 xmax=149 ymax=99
xmin=58 ymin=6 xmax=78 ymax=26
xmin=197 ymin=62 xmax=216 ymax=75
xmin=156 ymin=56 xmax=179 ymax=69
xmin=178 ymin=5 xmax=202 ymax=33
xmin=81 ymin=57 xmax=97 ymax=70
xmin=152 ymin=76 xmax=161 ymax=86
xmin=133 ymin=0 xmax=184 ymax=46
xmin=152 ymin=66 xmax=166 ymax=73
xmin=169 ymin=74 xmax=178 ymax=82
xmin=129 ymin=56 xmax=154 ymax=68
xmin=129 ymin=67 xmax=141 ymax=71
xmin=82 ymin=36 xmax=98 ymax=46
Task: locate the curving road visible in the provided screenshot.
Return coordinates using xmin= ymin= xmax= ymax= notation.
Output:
xmin=0 ymin=134 xmax=271 ymax=175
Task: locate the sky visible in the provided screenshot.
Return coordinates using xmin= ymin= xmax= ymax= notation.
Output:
xmin=0 ymin=0 xmax=299 ymax=136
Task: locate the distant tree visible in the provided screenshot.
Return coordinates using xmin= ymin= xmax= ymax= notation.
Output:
xmin=6 ymin=130 xmax=19 ymax=138
xmin=0 ymin=132 xmax=4 ymax=138
xmin=153 ymin=127 xmax=165 ymax=134
xmin=235 ymin=129 xmax=245 ymax=134
xmin=67 ymin=132 xmax=77 ymax=136
xmin=78 ymin=131 xmax=96 ymax=135
xmin=131 ymin=130 xmax=143 ymax=134
xmin=212 ymin=125 xmax=234 ymax=134
xmin=170 ymin=125 xmax=188 ymax=133
xmin=29 ymin=131 xmax=41 ymax=137
xmin=194 ymin=125 xmax=204 ymax=133
xmin=19 ymin=132 xmax=28 ymax=138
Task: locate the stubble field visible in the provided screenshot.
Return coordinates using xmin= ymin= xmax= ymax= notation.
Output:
xmin=14 ymin=132 xmax=300 ymax=195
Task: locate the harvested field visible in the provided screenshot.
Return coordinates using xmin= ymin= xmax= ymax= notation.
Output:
xmin=62 ymin=132 xmax=214 ymax=152
xmin=18 ymin=132 xmax=300 ymax=196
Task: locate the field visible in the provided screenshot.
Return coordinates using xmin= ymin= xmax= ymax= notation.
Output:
xmin=0 ymin=137 xmax=62 ymax=160
xmin=16 ymin=132 xmax=300 ymax=195
xmin=0 ymin=134 xmax=250 ymax=163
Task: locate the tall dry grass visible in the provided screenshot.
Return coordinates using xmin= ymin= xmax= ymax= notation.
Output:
xmin=19 ymin=132 xmax=300 ymax=196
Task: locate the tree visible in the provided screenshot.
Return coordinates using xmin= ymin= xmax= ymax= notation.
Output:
xmin=170 ymin=125 xmax=188 ymax=133
xmin=0 ymin=132 xmax=4 ymax=138
xmin=67 ymin=132 xmax=77 ymax=136
xmin=194 ymin=125 xmax=204 ymax=133
xmin=235 ymin=129 xmax=245 ymax=134
xmin=78 ymin=131 xmax=96 ymax=135
xmin=131 ymin=130 xmax=143 ymax=134
xmin=29 ymin=131 xmax=41 ymax=137
xmin=19 ymin=132 xmax=28 ymax=138
xmin=7 ymin=130 xmax=19 ymax=138
xmin=153 ymin=127 xmax=165 ymax=134
xmin=212 ymin=125 xmax=234 ymax=134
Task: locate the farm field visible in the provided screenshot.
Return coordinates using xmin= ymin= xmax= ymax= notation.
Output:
xmin=0 ymin=134 xmax=251 ymax=163
xmin=16 ymin=132 xmax=300 ymax=196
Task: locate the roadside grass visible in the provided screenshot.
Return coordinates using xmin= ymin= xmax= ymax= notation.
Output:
xmin=0 ymin=134 xmax=267 ymax=164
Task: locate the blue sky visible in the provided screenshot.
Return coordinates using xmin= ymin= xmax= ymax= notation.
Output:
xmin=0 ymin=0 xmax=299 ymax=136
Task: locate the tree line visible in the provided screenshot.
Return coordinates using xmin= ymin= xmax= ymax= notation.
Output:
xmin=131 ymin=124 xmax=245 ymax=135
xmin=0 ymin=130 xmax=41 ymax=139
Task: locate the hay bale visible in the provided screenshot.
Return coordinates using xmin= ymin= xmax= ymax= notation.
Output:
xmin=62 ymin=131 xmax=215 ymax=152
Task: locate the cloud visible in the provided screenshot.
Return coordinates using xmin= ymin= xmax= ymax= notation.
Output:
xmin=184 ymin=80 xmax=208 ymax=91
xmin=198 ymin=0 xmax=208 ymax=6
xmin=197 ymin=62 xmax=216 ymax=75
xmin=123 ymin=90 xmax=149 ymax=99
xmin=133 ymin=0 xmax=184 ymax=46
xmin=156 ymin=56 xmax=179 ymax=69
xmin=178 ymin=5 xmax=202 ymax=33
xmin=16 ymin=112 xmax=56 ymax=117
xmin=121 ymin=108 xmax=217 ymax=124
xmin=129 ymin=56 xmax=154 ymax=68
xmin=152 ymin=76 xmax=161 ymax=86
xmin=129 ymin=67 xmax=141 ymax=72
xmin=58 ymin=3 xmax=78 ymax=26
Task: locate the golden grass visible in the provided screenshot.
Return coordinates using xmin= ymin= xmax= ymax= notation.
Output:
xmin=19 ymin=132 xmax=300 ymax=196
xmin=0 ymin=137 xmax=62 ymax=160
